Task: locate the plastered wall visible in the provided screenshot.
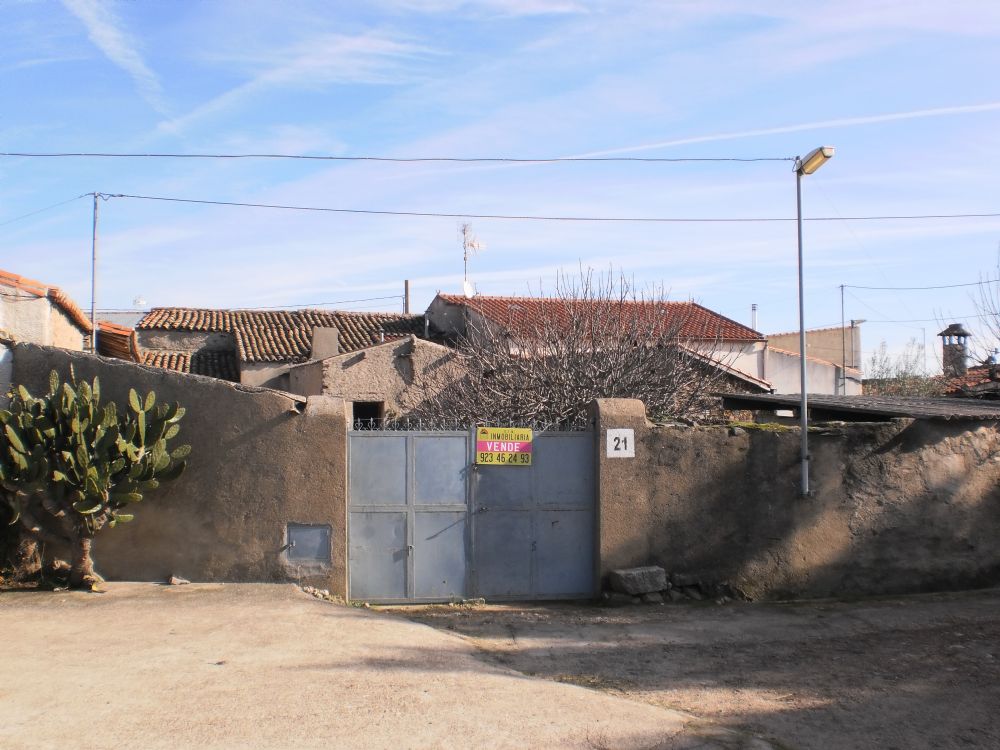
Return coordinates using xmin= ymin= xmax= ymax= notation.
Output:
xmin=11 ymin=344 xmax=351 ymax=596
xmin=594 ymin=399 xmax=1000 ymax=599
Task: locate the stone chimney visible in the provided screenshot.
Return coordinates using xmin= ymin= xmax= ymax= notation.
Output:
xmin=938 ymin=323 xmax=971 ymax=377
xmin=310 ymin=327 xmax=339 ymax=360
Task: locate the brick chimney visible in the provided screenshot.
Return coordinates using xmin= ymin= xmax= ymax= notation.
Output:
xmin=938 ymin=323 xmax=971 ymax=377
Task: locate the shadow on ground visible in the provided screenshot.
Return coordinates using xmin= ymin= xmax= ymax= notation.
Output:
xmin=385 ymin=589 xmax=1000 ymax=750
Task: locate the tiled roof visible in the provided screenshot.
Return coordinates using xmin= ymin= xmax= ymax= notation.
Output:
xmin=944 ymin=365 xmax=1000 ymax=395
xmin=436 ymin=294 xmax=763 ymax=342
xmin=0 ymin=268 xmax=93 ymax=333
xmin=141 ymin=350 xmax=241 ymax=382
xmin=137 ymin=308 xmax=426 ymax=363
xmin=97 ymin=321 xmax=140 ymax=362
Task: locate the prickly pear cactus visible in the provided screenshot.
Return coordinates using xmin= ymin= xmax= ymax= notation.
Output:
xmin=0 ymin=367 xmax=190 ymax=587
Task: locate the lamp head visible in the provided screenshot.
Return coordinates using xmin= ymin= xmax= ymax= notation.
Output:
xmin=797 ymin=146 xmax=835 ymax=175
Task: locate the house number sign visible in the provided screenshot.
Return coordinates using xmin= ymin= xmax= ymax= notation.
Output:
xmin=606 ymin=428 xmax=635 ymax=458
xmin=476 ymin=426 xmax=533 ymax=466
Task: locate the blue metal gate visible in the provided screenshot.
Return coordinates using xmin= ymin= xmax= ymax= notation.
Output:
xmin=348 ymin=429 xmax=594 ymax=603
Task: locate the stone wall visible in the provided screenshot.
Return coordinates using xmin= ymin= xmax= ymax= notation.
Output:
xmin=10 ymin=343 xmax=350 ymax=596
xmin=287 ymin=336 xmax=461 ymax=418
xmin=595 ymin=399 xmax=1000 ymax=599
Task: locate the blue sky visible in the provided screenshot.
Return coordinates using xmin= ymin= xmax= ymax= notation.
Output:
xmin=2 ymin=0 xmax=1000 ymax=370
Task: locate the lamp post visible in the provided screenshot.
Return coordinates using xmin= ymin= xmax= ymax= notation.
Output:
xmin=795 ymin=146 xmax=834 ymax=496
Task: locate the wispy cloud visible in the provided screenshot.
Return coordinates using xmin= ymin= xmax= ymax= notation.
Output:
xmin=373 ymin=0 xmax=587 ymax=16
xmin=153 ymin=32 xmax=432 ymax=138
xmin=583 ymin=102 xmax=1000 ymax=157
xmin=60 ymin=0 xmax=166 ymax=113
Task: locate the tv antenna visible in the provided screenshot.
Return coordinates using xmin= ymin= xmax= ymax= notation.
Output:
xmin=460 ymin=223 xmax=484 ymax=295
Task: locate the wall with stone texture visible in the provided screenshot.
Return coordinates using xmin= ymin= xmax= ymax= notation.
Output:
xmin=10 ymin=343 xmax=350 ymax=596
xmin=594 ymin=399 xmax=1000 ymax=599
xmin=135 ymin=329 xmax=236 ymax=353
xmin=293 ymin=335 xmax=461 ymax=417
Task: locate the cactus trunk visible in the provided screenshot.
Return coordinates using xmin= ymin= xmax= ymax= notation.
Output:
xmin=11 ymin=532 xmax=41 ymax=582
xmin=68 ymin=536 xmax=97 ymax=588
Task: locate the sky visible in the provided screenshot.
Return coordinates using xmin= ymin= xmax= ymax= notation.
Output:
xmin=2 ymin=0 xmax=1000 ymax=372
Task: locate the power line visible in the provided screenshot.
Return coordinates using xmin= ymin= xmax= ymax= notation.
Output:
xmin=845 ymin=279 xmax=999 ymax=291
xmin=0 ymin=193 xmax=89 ymax=227
xmin=0 ymin=151 xmax=794 ymax=164
xmin=100 ymin=192 xmax=1000 ymax=224
xmin=858 ymin=313 xmax=993 ymax=324
xmin=230 ymin=295 xmax=404 ymax=310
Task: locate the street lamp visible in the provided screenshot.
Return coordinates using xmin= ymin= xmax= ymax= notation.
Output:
xmin=795 ymin=145 xmax=834 ymax=496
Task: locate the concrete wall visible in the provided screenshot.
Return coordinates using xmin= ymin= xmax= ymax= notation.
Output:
xmin=287 ymin=359 xmax=324 ymax=396
xmin=10 ymin=343 xmax=350 ymax=596
xmin=48 ymin=306 xmax=87 ymax=350
xmin=763 ymin=347 xmax=862 ymax=395
xmin=0 ymin=293 xmax=85 ymax=351
xmin=595 ymin=398 xmax=1000 ymax=599
xmin=770 ymin=325 xmax=863 ymax=372
xmin=240 ymin=361 xmax=291 ymax=389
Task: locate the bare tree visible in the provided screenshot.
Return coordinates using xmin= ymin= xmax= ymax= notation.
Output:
xmin=414 ymin=271 xmax=739 ymax=428
xmin=863 ymin=339 xmax=945 ymax=397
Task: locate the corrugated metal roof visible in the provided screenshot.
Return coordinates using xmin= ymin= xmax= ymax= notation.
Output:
xmin=720 ymin=393 xmax=1000 ymax=421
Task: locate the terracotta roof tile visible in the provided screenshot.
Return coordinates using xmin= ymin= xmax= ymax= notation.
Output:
xmin=137 ymin=308 xmax=426 ymax=363
xmin=141 ymin=350 xmax=240 ymax=381
xmin=944 ymin=364 xmax=1000 ymax=395
xmin=0 ymin=268 xmax=93 ymax=333
xmin=97 ymin=321 xmax=140 ymax=362
xmin=436 ymin=293 xmax=763 ymax=342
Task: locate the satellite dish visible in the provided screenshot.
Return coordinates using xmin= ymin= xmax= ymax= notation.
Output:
xmin=462 ymin=279 xmax=475 ymax=298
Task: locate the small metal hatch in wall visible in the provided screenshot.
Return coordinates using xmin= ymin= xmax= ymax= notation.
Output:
xmin=286 ymin=523 xmax=332 ymax=564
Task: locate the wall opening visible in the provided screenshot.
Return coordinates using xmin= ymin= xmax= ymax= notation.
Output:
xmin=352 ymin=400 xmax=384 ymax=427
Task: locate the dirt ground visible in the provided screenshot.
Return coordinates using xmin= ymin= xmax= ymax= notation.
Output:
xmin=0 ymin=583 xmax=779 ymax=750
xmin=391 ymin=588 xmax=1000 ymax=750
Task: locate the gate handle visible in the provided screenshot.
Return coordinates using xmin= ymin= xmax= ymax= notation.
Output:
xmin=478 ymin=506 xmax=488 ymax=513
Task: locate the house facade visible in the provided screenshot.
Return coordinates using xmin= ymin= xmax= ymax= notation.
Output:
xmin=425 ymin=292 xmax=859 ymax=396
xmin=0 ymin=268 xmax=92 ymax=350
xmin=128 ymin=307 xmax=428 ymax=389
xmin=287 ymin=335 xmax=461 ymax=424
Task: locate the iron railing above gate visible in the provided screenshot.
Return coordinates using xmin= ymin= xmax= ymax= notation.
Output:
xmin=352 ymin=415 xmax=593 ymax=432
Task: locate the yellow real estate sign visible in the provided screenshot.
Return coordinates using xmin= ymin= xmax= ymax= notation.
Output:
xmin=476 ymin=426 xmax=533 ymax=466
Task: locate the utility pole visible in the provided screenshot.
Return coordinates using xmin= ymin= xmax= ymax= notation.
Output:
xmin=404 ymin=279 xmax=410 ymax=314
xmin=90 ymin=193 xmax=99 ymax=353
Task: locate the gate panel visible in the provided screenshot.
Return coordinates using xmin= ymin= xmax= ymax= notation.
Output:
xmin=348 ymin=511 xmax=407 ymax=600
xmin=414 ymin=511 xmax=467 ymax=598
xmin=349 ymin=429 xmax=594 ymax=602
xmin=349 ymin=431 xmax=469 ymax=603
xmin=414 ymin=436 xmax=467 ymax=504
xmin=534 ymin=509 xmax=593 ymax=596
xmin=474 ymin=509 xmax=533 ymax=597
xmin=472 ymin=432 xmax=595 ymax=600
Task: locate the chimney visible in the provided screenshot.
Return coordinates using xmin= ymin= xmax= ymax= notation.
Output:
xmin=938 ymin=323 xmax=971 ymax=377
xmin=310 ymin=327 xmax=339 ymax=360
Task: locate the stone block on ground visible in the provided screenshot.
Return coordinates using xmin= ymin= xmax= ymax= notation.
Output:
xmin=667 ymin=589 xmax=686 ymax=603
xmin=641 ymin=592 xmax=664 ymax=604
xmin=607 ymin=566 xmax=667 ymax=595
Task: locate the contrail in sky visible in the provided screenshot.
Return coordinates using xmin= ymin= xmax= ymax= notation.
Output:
xmin=585 ymin=101 xmax=1000 ymax=157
